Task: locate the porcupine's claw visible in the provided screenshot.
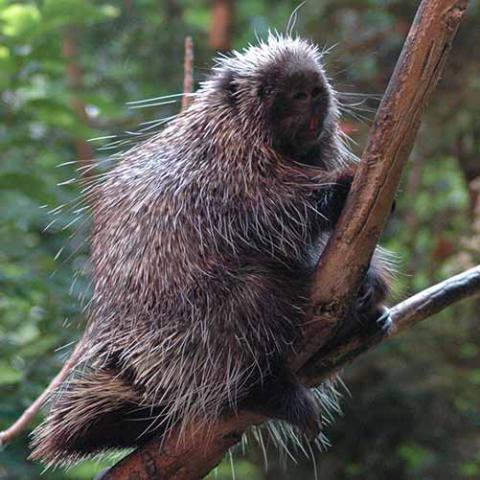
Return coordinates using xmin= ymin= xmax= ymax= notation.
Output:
xmin=377 ymin=306 xmax=393 ymax=333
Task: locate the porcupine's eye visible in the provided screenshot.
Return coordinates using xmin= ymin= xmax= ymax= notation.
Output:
xmin=293 ymin=91 xmax=308 ymax=101
xmin=257 ymin=83 xmax=273 ymax=99
xmin=291 ymin=84 xmax=324 ymax=104
xmin=311 ymin=86 xmax=323 ymax=99
xmin=226 ymin=79 xmax=238 ymax=97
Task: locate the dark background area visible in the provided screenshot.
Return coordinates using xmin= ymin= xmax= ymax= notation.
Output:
xmin=1 ymin=0 xmax=479 ymax=478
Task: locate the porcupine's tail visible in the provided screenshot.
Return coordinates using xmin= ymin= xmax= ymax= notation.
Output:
xmin=30 ymin=368 xmax=167 ymax=468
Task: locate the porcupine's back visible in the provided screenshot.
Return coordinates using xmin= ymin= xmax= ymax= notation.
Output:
xmin=31 ymin=34 xmax=348 ymax=467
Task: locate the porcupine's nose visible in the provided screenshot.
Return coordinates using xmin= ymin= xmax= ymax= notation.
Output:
xmin=308 ymin=85 xmax=327 ymax=132
xmin=289 ymin=81 xmax=327 ymax=134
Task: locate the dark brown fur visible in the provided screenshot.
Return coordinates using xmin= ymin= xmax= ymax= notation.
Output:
xmin=31 ymin=35 xmax=392 ymax=467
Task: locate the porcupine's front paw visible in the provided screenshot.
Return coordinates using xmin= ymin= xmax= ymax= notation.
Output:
xmin=376 ymin=305 xmax=393 ymax=332
xmin=326 ymin=166 xmax=356 ymax=226
xmin=356 ymin=278 xmax=392 ymax=334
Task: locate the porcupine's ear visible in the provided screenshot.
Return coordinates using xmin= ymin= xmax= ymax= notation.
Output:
xmin=217 ymin=70 xmax=239 ymax=105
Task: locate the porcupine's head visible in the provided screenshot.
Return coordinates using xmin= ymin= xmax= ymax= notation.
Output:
xmin=200 ymin=33 xmax=339 ymax=166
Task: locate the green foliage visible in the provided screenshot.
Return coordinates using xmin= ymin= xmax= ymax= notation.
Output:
xmin=207 ymin=459 xmax=263 ymax=480
xmin=0 ymin=1 xmax=479 ymax=479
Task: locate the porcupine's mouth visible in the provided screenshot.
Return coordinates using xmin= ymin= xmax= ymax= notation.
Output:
xmin=274 ymin=111 xmax=326 ymax=161
xmin=302 ymin=111 xmax=325 ymax=142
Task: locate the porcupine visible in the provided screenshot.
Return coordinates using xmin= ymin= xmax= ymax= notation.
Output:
xmin=31 ymin=34 xmax=393 ymax=467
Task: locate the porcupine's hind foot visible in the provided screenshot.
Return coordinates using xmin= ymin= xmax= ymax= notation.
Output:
xmin=242 ymin=362 xmax=321 ymax=439
xmin=30 ymin=369 xmax=167 ymax=467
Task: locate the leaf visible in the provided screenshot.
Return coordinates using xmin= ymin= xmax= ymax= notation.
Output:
xmin=0 ymin=172 xmax=53 ymax=204
xmin=0 ymin=362 xmax=23 ymax=386
xmin=0 ymin=4 xmax=41 ymax=37
xmin=41 ymin=0 xmax=119 ymax=28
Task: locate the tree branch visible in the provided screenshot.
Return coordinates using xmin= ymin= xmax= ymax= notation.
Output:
xmin=296 ymin=0 xmax=469 ymax=368
xmin=389 ymin=265 xmax=480 ymax=335
xmin=301 ymin=265 xmax=480 ymax=384
xmin=181 ymin=36 xmax=194 ymax=111
xmin=0 ymin=337 xmax=86 ymax=446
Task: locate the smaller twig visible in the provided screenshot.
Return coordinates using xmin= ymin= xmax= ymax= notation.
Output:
xmin=301 ymin=265 xmax=480 ymax=383
xmin=389 ymin=265 xmax=480 ymax=335
xmin=0 ymin=338 xmax=86 ymax=446
xmin=181 ymin=37 xmax=194 ymax=111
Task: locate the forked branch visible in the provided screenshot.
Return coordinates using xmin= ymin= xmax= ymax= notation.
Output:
xmin=297 ymin=0 xmax=469 ymax=367
xmin=102 ymin=266 xmax=480 ymax=479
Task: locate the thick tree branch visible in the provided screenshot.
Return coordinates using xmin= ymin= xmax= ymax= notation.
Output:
xmin=296 ymin=0 xmax=469 ymax=367
xmin=103 ymin=266 xmax=480 ymax=479
xmin=301 ymin=265 xmax=480 ymax=384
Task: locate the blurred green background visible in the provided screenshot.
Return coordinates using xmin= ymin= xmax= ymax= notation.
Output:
xmin=0 ymin=0 xmax=479 ymax=479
